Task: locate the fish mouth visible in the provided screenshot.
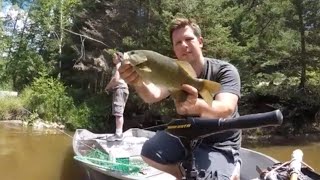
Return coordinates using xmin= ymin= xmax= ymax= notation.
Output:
xmin=123 ymin=52 xmax=130 ymax=61
xmin=123 ymin=51 xmax=137 ymax=63
xmin=123 ymin=51 xmax=146 ymax=66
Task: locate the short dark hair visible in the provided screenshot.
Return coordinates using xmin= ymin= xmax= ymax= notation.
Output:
xmin=169 ymin=17 xmax=202 ymax=42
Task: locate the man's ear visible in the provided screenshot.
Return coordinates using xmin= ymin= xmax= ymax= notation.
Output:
xmin=198 ymin=37 xmax=204 ymax=48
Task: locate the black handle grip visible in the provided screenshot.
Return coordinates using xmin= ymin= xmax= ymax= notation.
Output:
xmin=220 ymin=109 xmax=283 ymax=130
xmin=165 ymin=110 xmax=283 ymax=139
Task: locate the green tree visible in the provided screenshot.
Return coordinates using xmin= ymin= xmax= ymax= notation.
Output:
xmin=287 ymin=0 xmax=320 ymax=89
xmin=1 ymin=0 xmax=80 ymax=91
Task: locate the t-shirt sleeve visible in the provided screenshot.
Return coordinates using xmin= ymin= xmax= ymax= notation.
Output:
xmin=216 ymin=63 xmax=241 ymax=98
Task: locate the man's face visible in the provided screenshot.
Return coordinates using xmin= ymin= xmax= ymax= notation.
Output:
xmin=172 ymin=26 xmax=203 ymax=63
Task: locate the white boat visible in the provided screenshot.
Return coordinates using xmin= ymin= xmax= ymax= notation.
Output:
xmin=73 ymin=110 xmax=320 ymax=180
xmin=72 ymin=128 xmax=296 ymax=180
xmin=73 ymin=128 xmax=176 ymax=180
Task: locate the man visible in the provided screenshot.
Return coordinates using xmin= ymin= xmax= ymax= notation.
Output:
xmin=105 ymin=52 xmax=129 ymax=141
xmin=119 ymin=18 xmax=241 ymax=179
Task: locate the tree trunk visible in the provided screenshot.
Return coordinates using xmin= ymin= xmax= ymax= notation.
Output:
xmin=58 ymin=0 xmax=64 ymax=80
xmin=295 ymin=0 xmax=307 ymax=89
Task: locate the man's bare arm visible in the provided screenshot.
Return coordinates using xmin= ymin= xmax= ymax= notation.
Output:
xmin=105 ymin=71 xmax=119 ymax=90
xmin=105 ymin=64 xmax=121 ymax=90
xmin=200 ymin=92 xmax=238 ymax=118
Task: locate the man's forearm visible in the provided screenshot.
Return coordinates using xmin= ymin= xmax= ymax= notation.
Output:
xmin=199 ymin=100 xmax=234 ymax=118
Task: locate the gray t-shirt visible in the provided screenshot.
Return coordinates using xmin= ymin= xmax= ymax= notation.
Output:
xmin=199 ymin=57 xmax=241 ymax=149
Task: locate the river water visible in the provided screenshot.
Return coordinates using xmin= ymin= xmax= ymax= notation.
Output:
xmin=251 ymin=143 xmax=320 ymax=172
xmin=0 ymin=122 xmax=86 ymax=180
xmin=0 ymin=122 xmax=319 ymax=180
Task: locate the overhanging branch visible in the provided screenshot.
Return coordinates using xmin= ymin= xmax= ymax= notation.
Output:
xmin=63 ymin=28 xmax=109 ymax=47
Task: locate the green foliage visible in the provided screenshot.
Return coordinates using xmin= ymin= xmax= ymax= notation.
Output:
xmin=6 ymin=49 xmax=50 ymax=90
xmin=66 ymin=103 xmax=91 ymax=130
xmin=2 ymin=0 xmax=320 ymax=134
xmin=149 ymin=97 xmax=175 ymax=116
xmin=0 ymin=60 xmax=13 ymax=90
xmin=19 ymin=75 xmax=98 ymax=130
xmin=20 ymin=75 xmax=74 ymax=123
xmin=1 ymin=0 xmax=82 ymax=91
xmin=80 ymin=93 xmax=113 ymax=132
xmin=67 ymin=87 xmax=114 ymax=132
xmin=23 ymin=112 xmax=39 ymax=126
xmin=0 ymin=97 xmax=24 ymax=120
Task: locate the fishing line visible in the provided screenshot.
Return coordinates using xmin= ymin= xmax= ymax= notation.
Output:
xmin=22 ymin=107 xmax=97 ymax=151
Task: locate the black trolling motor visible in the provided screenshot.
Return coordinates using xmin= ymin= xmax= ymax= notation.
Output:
xmin=146 ymin=110 xmax=284 ymax=180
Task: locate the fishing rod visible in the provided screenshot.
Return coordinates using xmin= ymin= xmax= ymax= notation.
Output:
xmin=290 ymin=149 xmax=303 ymax=180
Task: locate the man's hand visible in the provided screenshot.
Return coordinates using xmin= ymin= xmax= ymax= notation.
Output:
xmin=119 ymin=62 xmax=143 ymax=87
xmin=174 ymin=84 xmax=203 ymax=116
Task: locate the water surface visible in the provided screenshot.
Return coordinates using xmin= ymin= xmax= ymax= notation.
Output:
xmin=251 ymin=143 xmax=320 ymax=172
xmin=0 ymin=122 xmax=319 ymax=180
xmin=0 ymin=122 xmax=86 ymax=180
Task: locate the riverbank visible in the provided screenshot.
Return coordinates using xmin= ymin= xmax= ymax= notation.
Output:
xmin=0 ymin=119 xmax=65 ymax=134
xmin=242 ymin=131 xmax=320 ymax=147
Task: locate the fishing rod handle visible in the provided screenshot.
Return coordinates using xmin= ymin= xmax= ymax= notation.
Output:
xmin=290 ymin=149 xmax=303 ymax=180
xmin=220 ymin=109 xmax=283 ymax=130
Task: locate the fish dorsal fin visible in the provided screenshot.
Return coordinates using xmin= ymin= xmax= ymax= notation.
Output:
xmin=176 ymin=60 xmax=197 ymax=78
xmin=199 ymin=80 xmax=221 ymax=105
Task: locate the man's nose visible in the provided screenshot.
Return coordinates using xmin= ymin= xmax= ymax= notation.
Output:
xmin=181 ymin=41 xmax=188 ymax=48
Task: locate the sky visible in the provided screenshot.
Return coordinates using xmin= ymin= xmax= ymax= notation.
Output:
xmin=0 ymin=1 xmax=10 ymax=18
xmin=1 ymin=1 xmax=25 ymax=58
xmin=1 ymin=1 xmax=26 ymax=31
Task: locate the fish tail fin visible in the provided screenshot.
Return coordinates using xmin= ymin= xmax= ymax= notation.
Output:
xmin=199 ymin=80 xmax=221 ymax=105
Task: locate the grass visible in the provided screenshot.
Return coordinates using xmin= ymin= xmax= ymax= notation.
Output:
xmin=0 ymin=97 xmax=25 ymax=120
